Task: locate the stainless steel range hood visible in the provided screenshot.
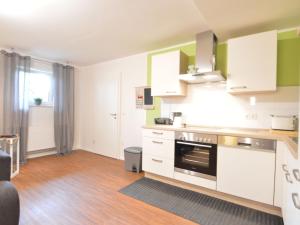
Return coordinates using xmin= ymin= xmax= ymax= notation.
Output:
xmin=179 ymin=31 xmax=225 ymax=84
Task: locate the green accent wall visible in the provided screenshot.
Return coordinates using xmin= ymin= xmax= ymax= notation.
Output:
xmin=146 ymin=30 xmax=300 ymax=125
xmin=277 ymin=38 xmax=300 ymax=86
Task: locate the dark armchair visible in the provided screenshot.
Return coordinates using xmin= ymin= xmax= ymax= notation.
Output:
xmin=0 ymin=150 xmax=20 ymax=225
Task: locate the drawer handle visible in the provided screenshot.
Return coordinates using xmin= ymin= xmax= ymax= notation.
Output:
xmin=285 ymin=173 xmax=293 ymax=184
xmin=282 ymin=164 xmax=289 ymax=172
xmin=165 ymin=91 xmax=176 ymax=93
xmin=293 ymin=169 xmax=300 ymax=182
xmin=152 ymin=141 xmax=163 ymax=144
xmin=230 ymin=86 xmax=247 ymax=90
xmin=152 ymin=158 xmax=163 ymax=163
xmin=152 ymin=131 xmax=163 ymax=135
xmin=292 ymin=193 xmax=300 ymax=210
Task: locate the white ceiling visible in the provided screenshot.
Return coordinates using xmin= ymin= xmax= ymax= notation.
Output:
xmin=0 ymin=0 xmax=208 ymax=66
xmin=193 ymin=0 xmax=300 ymax=41
xmin=0 ymin=0 xmax=299 ymax=66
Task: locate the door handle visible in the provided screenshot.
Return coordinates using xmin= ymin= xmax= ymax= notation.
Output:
xmin=293 ymin=169 xmax=300 ymax=182
xmin=282 ymin=164 xmax=289 ymax=172
xmin=152 ymin=131 xmax=163 ymax=135
xmin=176 ymin=141 xmax=212 ymax=148
xmin=110 ymin=113 xmax=117 ymax=119
xmin=152 ymin=141 xmax=163 ymax=144
xmin=152 ymin=158 xmax=163 ymax=163
xmin=292 ymin=193 xmax=300 ymax=210
xmin=285 ymin=173 xmax=293 ymax=183
xmin=230 ymin=86 xmax=247 ymax=90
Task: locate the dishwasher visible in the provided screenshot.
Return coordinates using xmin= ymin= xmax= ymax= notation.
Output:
xmin=217 ymin=135 xmax=276 ymax=205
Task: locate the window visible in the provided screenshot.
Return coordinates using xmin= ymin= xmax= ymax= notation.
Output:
xmin=28 ymin=71 xmax=53 ymax=105
xmin=19 ymin=60 xmax=54 ymax=106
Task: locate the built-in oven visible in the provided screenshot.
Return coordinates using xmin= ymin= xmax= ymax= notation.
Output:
xmin=175 ymin=132 xmax=217 ymax=180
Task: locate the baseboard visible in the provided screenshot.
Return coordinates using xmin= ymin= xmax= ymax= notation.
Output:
xmin=145 ymin=172 xmax=282 ymax=217
xmin=27 ymin=148 xmax=57 ymax=159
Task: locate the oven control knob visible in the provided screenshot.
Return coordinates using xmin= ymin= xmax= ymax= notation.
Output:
xmin=203 ymin=138 xmax=207 ymax=142
xmin=207 ymin=138 xmax=211 ymax=143
xmin=199 ymin=138 xmax=203 ymax=142
xmin=180 ymin=136 xmax=185 ymax=141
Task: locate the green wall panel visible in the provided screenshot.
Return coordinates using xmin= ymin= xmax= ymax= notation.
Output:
xmin=146 ymin=30 xmax=300 ymax=125
xmin=277 ymin=38 xmax=300 ymax=86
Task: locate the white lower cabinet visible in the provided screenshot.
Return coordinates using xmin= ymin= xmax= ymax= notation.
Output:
xmin=274 ymin=141 xmax=286 ymax=207
xmin=143 ymin=154 xmax=174 ymax=178
xmin=217 ymin=146 xmax=275 ymax=205
xmin=142 ymin=136 xmax=174 ymax=160
xmin=142 ymin=129 xmax=175 ymax=179
xmin=282 ymin=143 xmax=300 ymax=225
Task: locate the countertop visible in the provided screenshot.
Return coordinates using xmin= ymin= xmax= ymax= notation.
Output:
xmin=143 ymin=124 xmax=299 ymax=159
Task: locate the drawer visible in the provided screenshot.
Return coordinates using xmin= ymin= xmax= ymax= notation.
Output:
xmin=142 ymin=154 xmax=174 ymax=178
xmin=143 ymin=136 xmax=174 ymax=160
xmin=173 ymin=171 xmax=216 ymax=190
xmin=143 ymin=129 xmax=175 ymax=140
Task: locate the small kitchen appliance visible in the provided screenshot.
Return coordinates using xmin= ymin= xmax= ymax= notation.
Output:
xmin=270 ymin=115 xmax=297 ymax=131
xmin=172 ymin=112 xmax=184 ymax=127
xmin=154 ymin=117 xmax=173 ymax=125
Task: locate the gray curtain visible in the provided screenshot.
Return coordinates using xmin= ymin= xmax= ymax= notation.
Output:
xmin=0 ymin=50 xmax=31 ymax=164
xmin=52 ymin=63 xmax=74 ymax=155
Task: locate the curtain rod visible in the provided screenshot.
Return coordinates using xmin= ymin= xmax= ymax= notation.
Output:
xmin=3 ymin=47 xmax=73 ymax=67
xmin=32 ymin=57 xmax=71 ymax=66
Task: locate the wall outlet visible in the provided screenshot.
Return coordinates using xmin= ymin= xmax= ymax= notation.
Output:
xmin=246 ymin=113 xmax=258 ymax=120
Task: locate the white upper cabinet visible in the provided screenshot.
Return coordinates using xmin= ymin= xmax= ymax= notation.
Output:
xmin=227 ymin=30 xmax=277 ymax=93
xmin=151 ymin=50 xmax=188 ymax=96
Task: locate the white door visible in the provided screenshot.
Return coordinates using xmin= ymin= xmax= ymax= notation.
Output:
xmin=93 ymin=69 xmax=121 ymax=159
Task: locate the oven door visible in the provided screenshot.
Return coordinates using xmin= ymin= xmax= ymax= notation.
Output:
xmin=175 ymin=140 xmax=217 ymax=178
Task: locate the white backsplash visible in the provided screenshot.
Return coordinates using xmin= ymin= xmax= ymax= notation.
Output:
xmin=161 ymin=84 xmax=299 ymax=129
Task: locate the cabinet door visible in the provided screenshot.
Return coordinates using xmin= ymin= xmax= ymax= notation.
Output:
xmin=142 ymin=154 xmax=174 ymax=178
xmin=274 ymin=141 xmax=286 ymax=207
xmin=142 ymin=136 xmax=175 ymax=160
xmin=217 ymin=146 xmax=275 ymax=205
xmin=151 ymin=50 xmax=187 ymax=96
xmin=282 ymin=147 xmax=300 ymax=225
xmin=227 ymin=30 xmax=277 ymax=93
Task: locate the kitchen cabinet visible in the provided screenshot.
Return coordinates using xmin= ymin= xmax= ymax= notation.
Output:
xmin=274 ymin=141 xmax=286 ymax=207
xmin=151 ymin=50 xmax=188 ymax=96
xmin=281 ymin=144 xmax=300 ymax=225
xmin=142 ymin=129 xmax=175 ymax=178
xmin=227 ymin=30 xmax=277 ymax=93
xmin=217 ymin=145 xmax=276 ymax=205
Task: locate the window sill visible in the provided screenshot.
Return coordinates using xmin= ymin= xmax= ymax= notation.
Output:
xmin=29 ymin=104 xmax=54 ymax=108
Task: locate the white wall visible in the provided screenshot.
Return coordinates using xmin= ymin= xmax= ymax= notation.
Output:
xmin=161 ymin=84 xmax=299 ymax=129
xmin=76 ymin=53 xmax=147 ymax=159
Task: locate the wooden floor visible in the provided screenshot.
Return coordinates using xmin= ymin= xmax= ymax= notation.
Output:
xmin=13 ymin=150 xmax=196 ymax=225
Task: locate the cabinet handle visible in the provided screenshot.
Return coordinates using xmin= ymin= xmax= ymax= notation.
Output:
xmin=152 ymin=141 xmax=163 ymax=144
xmin=165 ymin=91 xmax=176 ymax=93
xmin=152 ymin=158 xmax=163 ymax=163
xmin=285 ymin=173 xmax=293 ymax=183
xmin=152 ymin=131 xmax=163 ymax=135
xmin=230 ymin=86 xmax=247 ymax=90
xmin=293 ymin=169 xmax=300 ymax=182
xmin=292 ymin=193 xmax=300 ymax=210
xmin=282 ymin=164 xmax=289 ymax=172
